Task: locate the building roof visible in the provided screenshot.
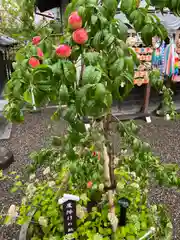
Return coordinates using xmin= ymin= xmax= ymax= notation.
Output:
xmin=0 ymin=36 xmax=17 ymax=47
xmin=116 ymin=0 xmax=180 ymax=32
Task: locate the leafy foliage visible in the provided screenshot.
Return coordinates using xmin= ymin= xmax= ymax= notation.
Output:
xmin=0 ymin=0 xmax=61 ymax=43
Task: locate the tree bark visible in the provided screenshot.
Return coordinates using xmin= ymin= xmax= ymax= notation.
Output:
xmin=103 ymin=114 xmax=116 ymax=188
xmin=103 ymin=145 xmax=115 ymax=213
xmin=102 ymin=116 xmax=115 ymax=214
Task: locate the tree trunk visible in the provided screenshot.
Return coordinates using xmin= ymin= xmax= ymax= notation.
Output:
xmin=102 ymin=116 xmax=116 ymax=215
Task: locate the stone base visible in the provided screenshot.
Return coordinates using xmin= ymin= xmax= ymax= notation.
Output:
xmin=0 ymin=111 xmax=12 ymax=140
xmin=0 ymin=147 xmax=14 ymax=170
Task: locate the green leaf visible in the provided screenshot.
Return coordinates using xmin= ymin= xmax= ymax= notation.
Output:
xmin=4 ymin=216 xmax=12 ymax=225
xmin=110 ymin=58 xmax=125 ymax=77
xmin=120 ymin=83 xmax=134 ymax=101
xmin=156 ymin=24 xmax=168 ymax=43
xmin=166 ymin=222 xmax=173 ymax=229
xmin=141 ymin=221 xmax=147 ymax=230
xmin=76 ymin=84 xmax=92 ymax=103
xmin=63 ymin=61 xmax=76 ymax=83
xmin=71 ymin=119 xmax=86 ymax=133
xmin=116 ymin=47 xmax=124 ymax=58
xmin=34 ymin=211 xmax=41 ymax=221
xmin=21 ymin=59 xmax=28 ymax=69
xmin=141 ymin=24 xmax=154 ymax=46
xmin=103 ymin=33 xmax=115 ymax=47
xmin=126 ymin=235 xmax=136 ymax=240
xmin=15 ymin=181 xmax=22 ymax=187
xmin=116 ymin=20 xmax=128 ymax=41
xmin=116 ymin=72 xmax=134 ymax=101
xmin=82 ymin=66 xmax=101 ymax=84
xmin=23 ymin=89 xmax=33 ymax=104
xmin=82 ymin=66 xmax=94 ymax=84
xmin=150 ymin=13 xmax=161 ymax=24
xmin=34 ymin=64 xmax=52 ymax=71
xmin=121 ymin=0 xmax=136 ymax=14
xmin=88 ymin=0 xmax=97 ymax=4
xmin=64 ymin=2 xmax=74 ymax=19
xmin=108 ymin=50 xmax=118 ymax=65
xmin=59 ymin=84 xmax=69 ymax=103
xmin=13 ymin=81 xmax=22 ymax=98
xmin=33 ymin=65 xmax=53 ymax=83
xmin=93 ymin=233 xmax=103 ymax=240
xmin=151 ymin=0 xmax=169 ymax=8
xmin=78 ymin=6 xmax=86 ymax=18
xmin=15 ymin=50 xmax=25 ymax=62
xmin=38 ymin=84 xmax=51 ymax=92
xmin=129 ymin=10 xmax=139 ymax=23
xmin=12 ymin=62 xmax=17 ymax=70
xmin=99 ymin=16 xmax=108 ymax=26
xmin=95 ymin=83 xmax=106 ymax=100
xmin=124 ymin=56 xmax=134 ymax=73
xmin=76 ymin=84 xmax=92 ymax=113
xmin=71 ymin=46 xmax=81 ymax=61
xmin=91 ymin=15 xmax=98 ymax=25
xmin=64 ymin=105 xmax=76 ymax=123
xmin=117 ymin=39 xmax=129 ymax=54
xmin=51 ymin=60 xmax=63 ymax=75
xmin=132 ymin=10 xmax=145 ymax=32
xmin=103 ymin=0 xmax=118 ymax=13
xmin=128 ymin=47 xmax=140 ymax=66
xmin=43 ymin=59 xmax=52 ymax=65
xmin=31 ymin=46 xmax=38 ymax=56
xmin=84 ymin=52 xmax=99 ymax=65
xmin=43 ymin=40 xmax=53 ymax=57
xmin=24 ymin=70 xmax=33 ymax=81
xmin=92 ymin=31 xmax=102 ymax=50
xmin=104 ymin=92 xmax=112 ymax=107
xmin=112 ymin=76 xmax=122 ymax=99
xmin=138 ymin=231 xmax=148 ymax=238
xmin=11 ymin=186 xmax=18 ymax=193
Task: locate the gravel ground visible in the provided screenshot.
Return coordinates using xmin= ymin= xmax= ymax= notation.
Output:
xmin=0 ymin=112 xmax=180 ymax=239
xmin=0 ymin=109 xmax=66 ymax=240
xmin=138 ymin=118 xmax=180 ymax=240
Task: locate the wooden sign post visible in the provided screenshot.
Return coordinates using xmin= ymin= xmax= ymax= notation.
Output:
xmin=63 ymin=200 xmax=77 ymax=235
xmin=118 ymin=198 xmax=130 ymax=226
xmin=58 ymin=194 xmax=80 ymax=238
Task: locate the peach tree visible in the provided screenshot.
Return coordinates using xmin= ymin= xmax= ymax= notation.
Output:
xmin=1 ymin=0 xmax=180 ymax=239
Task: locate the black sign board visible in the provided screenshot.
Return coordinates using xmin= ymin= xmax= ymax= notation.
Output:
xmin=118 ymin=198 xmax=130 ymax=226
xmin=63 ymin=200 xmax=77 ymax=237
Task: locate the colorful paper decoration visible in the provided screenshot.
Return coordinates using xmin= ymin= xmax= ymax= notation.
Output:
xmin=164 ymin=40 xmax=177 ymax=77
xmin=133 ymin=47 xmax=152 ymax=85
xmin=174 ymin=57 xmax=179 ymax=75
